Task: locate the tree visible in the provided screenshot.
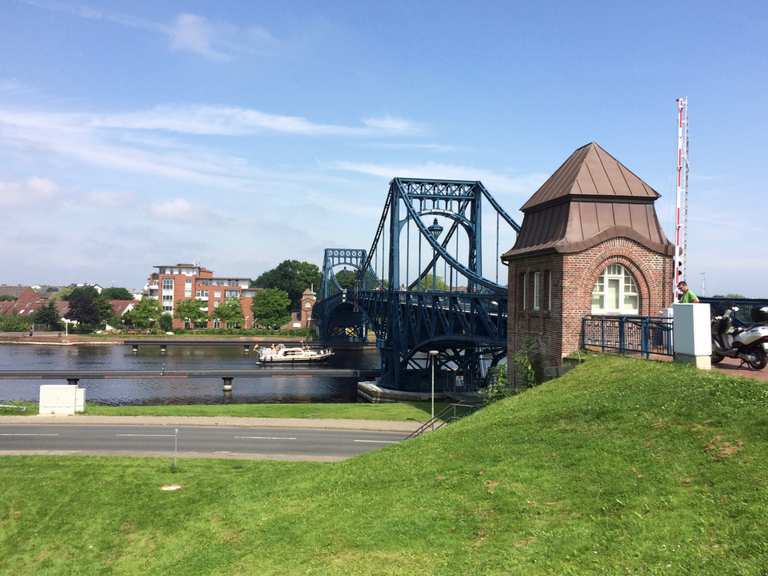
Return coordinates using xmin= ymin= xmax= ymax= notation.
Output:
xmin=253 ymin=260 xmax=321 ymax=310
xmin=712 ymin=293 xmax=746 ymax=299
xmin=159 ymin=314 xmax=173 ymax=332
xmin=251 ymin=288 xmax=291 ymax=329
xmin=0 ymin=314 xmax=32 ymax=332
xmin=32 ymin=301 xmax=62 ymax=331
xmin=335 ymin=269 xmax=357 ymax=290
xmin=0 ymin=295 xmax=17 ymax=302
xmin=414 ymin=275 xmax=449 ymax=291
xmin=125 ymin=298 xmax=163 ymax=329
xmin=101 ymin=287 xmax=134 ymax=300
xmin=66 ymin=286 xmax=112 ymax=329
xmin=174 ymin=298 xmax=208 ymax=328
xmin=214 ymin=298 xmax=244 ymax=328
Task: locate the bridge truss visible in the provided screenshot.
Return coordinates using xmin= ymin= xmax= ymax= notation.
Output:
xmin=317 ymin=178 xmax=520 ymax=392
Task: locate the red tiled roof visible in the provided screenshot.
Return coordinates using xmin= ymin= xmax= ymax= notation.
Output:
xmin=110 ymin=300 xmax=135 ymax=316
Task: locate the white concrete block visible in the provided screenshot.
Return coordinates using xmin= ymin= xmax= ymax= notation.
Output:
xmin=39 ymin=384 xmax=78 ymax=416
xmin=673 ymin=303 xmax=712 ymax=369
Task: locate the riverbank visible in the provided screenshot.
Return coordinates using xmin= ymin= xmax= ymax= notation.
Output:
xmin=0 ymin=332 xmax=314 ymax=346
xmin=0 ymin=401 xmax=443 ymax=422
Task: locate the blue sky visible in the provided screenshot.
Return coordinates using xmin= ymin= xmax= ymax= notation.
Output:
xmin=0 ymin=0 xmax=766 ymax=296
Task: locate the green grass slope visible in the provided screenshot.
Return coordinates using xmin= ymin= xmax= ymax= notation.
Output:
xmin=1 ymin=355 xmax=766 ymax=575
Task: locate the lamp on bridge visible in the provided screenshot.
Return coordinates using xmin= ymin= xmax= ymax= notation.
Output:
xmin=427 ymin=218 xmax=444 ymax=290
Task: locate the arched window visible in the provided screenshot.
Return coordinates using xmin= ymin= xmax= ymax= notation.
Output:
xmin=591 ymin=264 xmax=639 ymax=315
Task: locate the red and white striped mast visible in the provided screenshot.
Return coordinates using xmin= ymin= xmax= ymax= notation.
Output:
xmin=673 ymin=97 xmax=689 ymax=302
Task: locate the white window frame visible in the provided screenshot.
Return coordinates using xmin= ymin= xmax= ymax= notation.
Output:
xmin=591 ymin=264 xmax=639 ymax=315
xmin=532 ymin=271 xmax=541 ymax=311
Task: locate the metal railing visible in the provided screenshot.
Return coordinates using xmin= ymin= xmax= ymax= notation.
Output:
xmin=581 ymin=315 xmax=674 ymax=358
xmin=406 ymin=402 xmax=481 ymax=439
xmin=700 ymin=297 xmax=768 ymax=323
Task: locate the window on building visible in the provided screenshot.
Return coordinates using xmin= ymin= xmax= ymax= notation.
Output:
xmin=520 ymin=272 xmax=528 ymax=310
xmin=532 ymin=272 xmax=541 ymax=311
xmin=591 ymin=264 xmax=639 ymax=315
xmin=225 ymin=290 xmax=239 ymax=298
xmin=214 ymin=291 xmax=221 ymax=298
xmin=162 ymin=278 xmax=173 ymax=290
xmin=546 ymin=271 xmax=552 ymax=311
xmin=163 ymin=304 xmax=173 ymax=312
xmin=162 ymin=294 xmax=173 ymax=302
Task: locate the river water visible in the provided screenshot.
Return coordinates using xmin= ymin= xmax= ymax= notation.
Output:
xmin=0 ymin=344 xmax=380 ymax=404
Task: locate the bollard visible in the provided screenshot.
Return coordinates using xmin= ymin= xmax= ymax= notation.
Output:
xmin=160 ymin=344 xmax=167 ymax=355
xmin=222 ymin=377 xmax=233 ymax=401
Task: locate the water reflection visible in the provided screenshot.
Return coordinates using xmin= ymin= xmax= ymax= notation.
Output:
xmin=0 ymin=345 xmax=379 ymax=404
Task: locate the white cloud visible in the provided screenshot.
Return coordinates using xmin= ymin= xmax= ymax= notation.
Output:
xmin=363 ymin=116 xmax=420 ymax=135
xmin=86 ymin=190 xmax=133 ymax=208
xmin=89 ymin=105 xmax=418 ymax=137
xmin=150 ymin=198 xmax=196 ymax=220
xmin=332 ymin=160 xmax=547 ymax=196
xmin=0 ymin=177 xmax=58 ymax=207
xmin=169 ymin=14 xmax=227 ymax=61
xmin=19 ymin=1 xmax=275 ymax=61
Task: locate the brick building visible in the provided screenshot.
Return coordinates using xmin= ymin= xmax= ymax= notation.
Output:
xmin=501 ymin=142 xmax=674 ymax=378
xmin=146 ymin=264 xmax=257 ymax=329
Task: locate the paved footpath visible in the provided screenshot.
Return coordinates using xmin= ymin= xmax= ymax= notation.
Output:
xmin=0 ymin=416 xmax=421 ymax=461
xmin=714 ymin=358 xmax=768 ymax=382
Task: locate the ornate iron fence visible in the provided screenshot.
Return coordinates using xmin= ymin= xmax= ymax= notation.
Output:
xmin=581 ymin=315 xmax=674 ymax=358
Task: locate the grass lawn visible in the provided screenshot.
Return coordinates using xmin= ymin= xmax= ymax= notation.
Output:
xmin=1 ymin=354 xmax=767 ymax=574
xmin=85 ymin=401 xmax=442 ymax=421
xmin=0 ymin=401 xmax=443 ymax=421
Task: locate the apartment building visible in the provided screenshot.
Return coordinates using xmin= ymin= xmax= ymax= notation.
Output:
xmin=145 ymin=263 xmax=257 ymax=329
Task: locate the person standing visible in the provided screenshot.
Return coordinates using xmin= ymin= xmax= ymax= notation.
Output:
xmin=677 ymin=281 xmax=700 ymax=303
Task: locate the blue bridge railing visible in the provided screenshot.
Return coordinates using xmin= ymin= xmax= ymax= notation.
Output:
xmin=581 ymin=315 xmax=674 ymax=358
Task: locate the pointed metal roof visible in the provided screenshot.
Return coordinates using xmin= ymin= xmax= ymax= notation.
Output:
xmin=520 ymin=142 xmax=660 ymax=212
xmin=502 ymin=142 xmax=672 ymax=260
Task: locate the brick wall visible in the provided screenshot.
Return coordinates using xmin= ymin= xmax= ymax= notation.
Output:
xmin=506 ymin=237 xmax=672 ymax=380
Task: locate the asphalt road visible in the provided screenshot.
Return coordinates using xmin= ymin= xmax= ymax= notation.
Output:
xmin=0 ymin=424 xmax=408 ymax=461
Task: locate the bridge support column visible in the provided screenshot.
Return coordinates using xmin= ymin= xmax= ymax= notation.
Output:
xmin=222 ymin=377 xmax=233 ymax=400
xmin=160 ymin=344 xmax=167 ymax=355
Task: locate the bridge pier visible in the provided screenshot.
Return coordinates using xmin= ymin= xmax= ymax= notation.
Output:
xmin=222 ymin=377 xmax=233 ymax=400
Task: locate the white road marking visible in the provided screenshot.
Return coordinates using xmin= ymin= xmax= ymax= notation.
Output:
xmin=0 ymin=433 xmax=59 ymax=437
xmin=234 ymin=436 xmax=297 ymax=441
xmin=116 ymin=433 xmax=176 ymax=438
xmin=353 ymin=439 xmax=398 ymax=444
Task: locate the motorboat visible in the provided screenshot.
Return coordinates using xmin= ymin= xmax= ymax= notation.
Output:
xmin=257 ymin=344 xmax=334 ymax=364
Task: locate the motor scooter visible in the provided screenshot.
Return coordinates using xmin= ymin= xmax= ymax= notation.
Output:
xmin=711 ymin=306 xmax=768 ymax=370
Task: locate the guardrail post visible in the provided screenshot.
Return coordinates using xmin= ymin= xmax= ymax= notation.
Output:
xmin=222 ymin=377 xmax=233 ymax=400
xmin=618 ymin=317 xmax=625 ymax=354
xmin=641 ymin=317 xmax=649 ymax=358
xmin=600 ymin=317 xmax=605 ymax=352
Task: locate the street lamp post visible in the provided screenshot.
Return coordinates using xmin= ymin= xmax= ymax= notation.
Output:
xmin=428 ymin=349 xmax=439 ymax=428
xmin=427 ymin=218 xmax=443 ymax=290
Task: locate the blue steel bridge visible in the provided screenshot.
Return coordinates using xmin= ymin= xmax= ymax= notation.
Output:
xmin=314 ymin=178 xmax=521 ymax=392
